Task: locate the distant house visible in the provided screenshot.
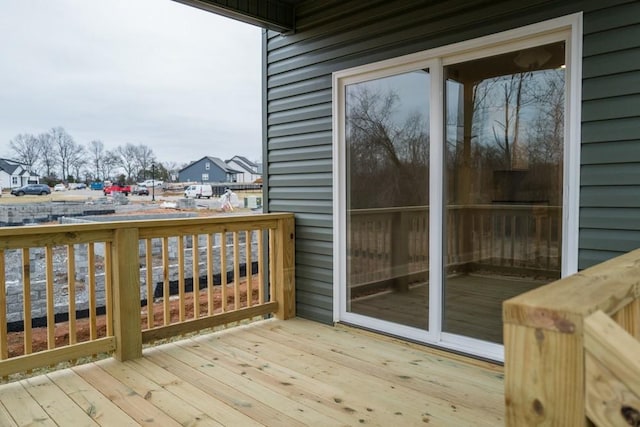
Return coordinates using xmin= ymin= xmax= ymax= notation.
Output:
xmin=225 ymin=155 xmax=261 ymax=183
xmin=178 ymin=156 xmax=243 ymax=184
xmin=0 ymin=159 xmax=38 ymax=189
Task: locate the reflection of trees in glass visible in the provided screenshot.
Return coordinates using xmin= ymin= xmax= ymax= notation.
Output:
xmin=448 ymin=66 xmax=565 ymax=205
xmin=347 ymin=85 xmax=429 ymax=209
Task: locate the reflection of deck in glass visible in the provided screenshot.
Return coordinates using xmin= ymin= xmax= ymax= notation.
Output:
xmin=348 ymin=205 xmax=560 ymax=343
xmin=348 ymin=204 xmax=561 ymax=286
xmin=351 ymin=274 xmax=544 ymax=344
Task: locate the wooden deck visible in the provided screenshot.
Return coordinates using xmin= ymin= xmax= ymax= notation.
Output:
xmin=0 ymin=318 xmax=504 ymax=426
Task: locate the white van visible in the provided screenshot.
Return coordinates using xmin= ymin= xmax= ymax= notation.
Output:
xmin=184 ymin=184 xmax=213 ymax=199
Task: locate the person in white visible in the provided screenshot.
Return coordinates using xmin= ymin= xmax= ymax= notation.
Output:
xmin=220 ymin=187 xmax=234 ymax=212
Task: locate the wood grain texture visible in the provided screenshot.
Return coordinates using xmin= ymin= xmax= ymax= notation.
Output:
xmin=0 ymin=338 xmax=115 ymax=378
xmin=504 ymin=248 xmax=640 ymax=334
xmin=275 ymin=217 xmax=296 ymax=319
xmin=0 ymin=249 xmax=6 ymax=360
xmin=504 ymin=323 xmax=585 ymax=426
xmin=504 ymin=248 xmax=640 ymax=426
xmin=0 ymin=318 xmax=504 ymax=425
xmin=111 ymin=228 xmax=142 ymax=361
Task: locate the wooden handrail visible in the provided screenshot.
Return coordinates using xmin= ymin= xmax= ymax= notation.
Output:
xmin=584 ymin=310 xmax=640 ymax=425
xmin=0 ymin=213 xmax=295 ymax=377
xmin=503 ymin=248 xmax=640 ymax=425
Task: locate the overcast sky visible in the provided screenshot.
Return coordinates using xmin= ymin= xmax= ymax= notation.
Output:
xmin=0 ymin=0 xmax=262 ymax=167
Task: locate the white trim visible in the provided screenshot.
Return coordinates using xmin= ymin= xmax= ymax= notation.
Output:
xmin=429 ymin=58 xmax=444 ymax=341
xmin=332 ymin=69 xmax=345 ymax=323
xmin=563 ymin=13 xmax=583 ymax=276
xmin=332 ymin=13 xmax=583 ymax=361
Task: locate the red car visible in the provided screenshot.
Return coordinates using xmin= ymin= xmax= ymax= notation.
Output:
xmin=103 ymin=184 xmax=131 ymax=196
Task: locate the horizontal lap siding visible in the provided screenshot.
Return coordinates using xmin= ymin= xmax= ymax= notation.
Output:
xmin=264 ymin=0 xmax=637 ymax=322
xmin=580 ymin=1 xmax=640 ymax=269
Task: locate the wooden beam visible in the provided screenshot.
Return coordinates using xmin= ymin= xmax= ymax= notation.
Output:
xmin=111 ymin=228 xmax=142 ymax=361
xmin=0 ymin=337 xmax=115 ymax=378
xmin=141 ymin=302 xmax=277 ymax=343
xmin=584 ymin=311 xmax=640 ymax=426
xmin=504 ymin=248 xmax=640 ymax=426
xmin=274 ymin=216 xmax=295 ymax=319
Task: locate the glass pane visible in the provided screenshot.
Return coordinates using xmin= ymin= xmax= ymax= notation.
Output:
xmin=346 ymin=70 xmax=430 ymax=330
xmin=443 ymin=42 xmax=565 ymax=343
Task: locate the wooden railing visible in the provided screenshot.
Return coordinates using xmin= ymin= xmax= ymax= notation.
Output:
xmin=349 ymin=204 xmax=561 ymax=290
xmin=503 ymin=248 xmax=640 ymax=426
xmin=0 ymin=213 xmax=295 ymax=378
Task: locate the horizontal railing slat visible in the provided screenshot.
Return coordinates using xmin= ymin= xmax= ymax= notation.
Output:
xmin=0 ymin=337 xmax=116 ymax=378
xmin=141 ymin=302 xmax=278 ymax=343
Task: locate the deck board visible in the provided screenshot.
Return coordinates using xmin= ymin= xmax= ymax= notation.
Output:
xmin=47 ymin=369 xmax=139 ymax=427
xmin=0 ymin=318 xmax=504 ymax=426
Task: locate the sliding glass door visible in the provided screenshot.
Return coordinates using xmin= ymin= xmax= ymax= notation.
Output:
xmin=345 ymin=70 xmax=431 ymax=330
xmin=443 ymin=42 xmax=566 ymax=344
xmin=335 ymin=17 xmax=579 ymax=360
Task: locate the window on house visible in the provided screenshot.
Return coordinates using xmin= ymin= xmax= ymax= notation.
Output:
xmin=12 ymin=177 xmax=18 ymax=185
xmin=201 ymin=173 xmax=209 ymax=182
xmin=205 ymin=162 xmax=210 ymax=170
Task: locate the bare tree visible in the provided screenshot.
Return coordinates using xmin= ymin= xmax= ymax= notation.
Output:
xmin=133 ymin=144 xmax=155 ymax=181
xmin=36 ymin=132 xmax=56 ymax=179
xmin=88 ymin=140 xmax=105 ymax=181
xmin=486 ymin=72 xmax=533 ymax=169
xmin=163 ymin=161 xmax=179 ymax=181
xmin=102 ymin=150 xmax=120 ymax=180
xmin=69 ymin=144 xmax=87 ymax=182
xmin=347 ymin=85 xmax=429 ymax=208
xmin=9 ymin=133 xmax=40 ymax=173
xmin=115 ymin=143 xmax=138 ymax=182
xmin=50 ymin=127 xmax=77 ymax=180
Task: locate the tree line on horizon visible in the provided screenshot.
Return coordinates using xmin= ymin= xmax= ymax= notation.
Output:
xmin=7 ymin=126 xmax=184 ymax=185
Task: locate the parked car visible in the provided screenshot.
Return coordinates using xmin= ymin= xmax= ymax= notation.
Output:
xmin=53 ymin=183 xmax=67 ymax=192
xmin=132 ymin=185 xmax=149 ymax=196
xmin=74 ymin=183 xmax=87 ymax=190
xmin=184 ymin=184 xmax=213 ymax=199
xmin=139 ymin=179 xmax=164 ymax=188
xmin=103 ymin=183 xmax=131 ymax=196
xmin=11 ymin=184 xmax=51 ymax=196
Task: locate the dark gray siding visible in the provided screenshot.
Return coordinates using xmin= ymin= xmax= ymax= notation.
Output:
xmin=178 ymin=158 xmax=228 ymax=183
xmin=264 ymin=0 xmax=640 ymax=323
xmin=580 ymin=1 xmax=640 ymax=269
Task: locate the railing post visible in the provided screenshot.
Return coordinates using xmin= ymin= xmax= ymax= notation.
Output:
xmin=503 ymin=248 xmax=640 ymax=426
xmin=503 ymin=318 xmax=586 ymax=425
xmin=391 ymin=211 xmax=409 ymax=292
xmin=111 ymin=227 xmax=142 ymax=361
xmin=274 ymin=215 xmax=295 ymax=320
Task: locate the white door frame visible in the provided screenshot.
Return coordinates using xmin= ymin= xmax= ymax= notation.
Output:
xmin=332 ymin=13 xmax=582 ymax=362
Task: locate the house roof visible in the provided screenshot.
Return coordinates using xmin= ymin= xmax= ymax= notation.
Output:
xmin=180 ymin=156 xmax=244 ymax=174
xmin=230 ymin=155 xmax=257 ymax=168
xmin=225 ymin=157 xmax=259 ymax=174
xmin=226 ymin=160 xmax=255 ymax=173
xmin=0 ymin=158 xmax=25 ymax=175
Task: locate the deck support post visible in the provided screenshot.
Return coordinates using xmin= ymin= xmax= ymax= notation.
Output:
xmin=112 ymin=227 xmax=142 ymax=361
xmin=504 ymin=322 xmax=586 ymax=425
xmin=503 ymin=248 xmax=640 ymax=426
xmin=274 ymin=216 xmax=295 ymax=319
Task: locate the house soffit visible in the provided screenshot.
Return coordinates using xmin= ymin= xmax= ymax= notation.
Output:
xmin=172 ymin=0 xmax=300 ymax=33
